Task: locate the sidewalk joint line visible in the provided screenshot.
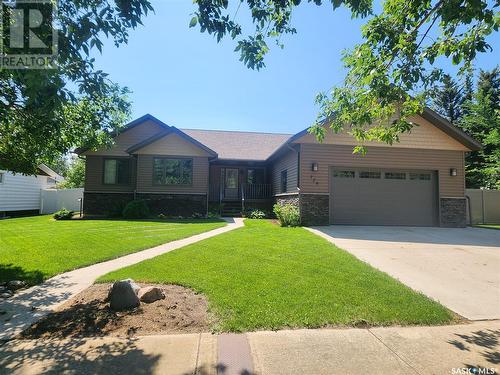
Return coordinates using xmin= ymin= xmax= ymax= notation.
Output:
xmin=367 ymin=328 xmax=422 ymax=375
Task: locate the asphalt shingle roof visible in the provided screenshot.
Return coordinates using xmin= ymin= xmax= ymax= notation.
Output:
xmin=181 ymin=129 xmax=292 ymax=161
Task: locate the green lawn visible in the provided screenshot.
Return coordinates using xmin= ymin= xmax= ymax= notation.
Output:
xmin=475 ymin=224 xmax=500 ymax=230
xmin=0 ymin=215 xmax=225 ymax=286
xmin=100 ymin=220 xmax=453 ymax=332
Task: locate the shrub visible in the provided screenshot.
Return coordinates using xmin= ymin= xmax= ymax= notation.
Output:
xmin=273 ymin=203 xmax=300 ymax=227
xmin=53 ymin=208 xmax=74 ymax=220
xmin=122 ymin=200 xmax=150 ymax=219
xmin=248 ymin=209 xmax=267 ymax=219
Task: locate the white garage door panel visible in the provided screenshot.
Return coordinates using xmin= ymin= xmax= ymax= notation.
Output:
xmin=330 ymin=169 xmax=438 ymax=226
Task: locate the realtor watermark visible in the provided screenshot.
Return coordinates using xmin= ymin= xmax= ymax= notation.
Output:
xmin=0 ymin=0 xmax=58 ymax=69
xmin=451 ymin=367 xmax=497 ymax=375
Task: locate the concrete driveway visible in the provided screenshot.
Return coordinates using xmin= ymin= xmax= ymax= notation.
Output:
xmin=308 ymin=226 xmax=500 ymax=320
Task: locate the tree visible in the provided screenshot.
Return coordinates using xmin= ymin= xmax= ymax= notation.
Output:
xmin=58 ymin=157 xmax=85 ymax=189
xmin=192 ymin=0 xmax=498 ymax=149
xmin=431 ymin=74 xmax=463 ymax=124
xmin=459 ymin=67 xmax=500 ymax=189
xmin=0 ymin=0 xmax=153 ymax=175
xmin=49 ymin=155 xmax=69 ymax=177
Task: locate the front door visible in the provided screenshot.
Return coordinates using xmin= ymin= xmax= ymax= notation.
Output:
xmin=224 ymin=168 xmax=239 ymax=200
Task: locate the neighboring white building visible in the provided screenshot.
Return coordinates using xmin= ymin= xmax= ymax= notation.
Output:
xmin=0 ymin=164 xmax=64 ymax=215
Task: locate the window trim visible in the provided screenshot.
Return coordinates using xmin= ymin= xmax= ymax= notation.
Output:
xmin=280 ymin=169 xmax=288 ymax=193
xmin=102 ymin=157 xmax=131 ymax=185
xmin=152 ymin=156 xmax=194 ymax=186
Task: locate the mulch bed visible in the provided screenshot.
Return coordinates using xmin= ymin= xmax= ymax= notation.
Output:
xmin=20 ymin=283 xmax=210 ymax=338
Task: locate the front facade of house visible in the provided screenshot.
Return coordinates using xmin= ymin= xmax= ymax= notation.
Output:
xmin=78 ymin=111 xmax=481 ymax=227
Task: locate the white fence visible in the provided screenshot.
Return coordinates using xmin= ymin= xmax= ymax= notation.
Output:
xmin=40 ymin=188 xmax=84 ymax=214
xmin=466 ymin=189 xmax=500 ymax=224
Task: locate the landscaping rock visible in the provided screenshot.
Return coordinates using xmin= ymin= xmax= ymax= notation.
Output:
xmin=7 ymin=280 xmax=26 ymax=290
xmin=137 ymin=286 xmax=165 ymax=303
xmin=108 ymin=280 xmax=140 ymax=311
xmin=123 ymin=278 xmax=140 ymax=295
xmin=1 ymin=291 xmax=13 ymax=299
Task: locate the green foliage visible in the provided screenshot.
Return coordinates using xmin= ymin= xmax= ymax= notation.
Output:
xmin=53 ymin=208 xmax=74 ymax=220
xmin=431 ymin=74 xmax=464 ymax=124
xmin=100 ymin=220 xmax=453 ymax=331
xmin=194 ymin=0 xmax=498 ymax=146
xmin=273 ymin=203 xmax=300 ymax=227
xmin=122 ymin=200 xmax=150 ymax=219
xmin=0 ymin=1 xmax=153 ymax=174
xmin=247 ymin=209 xmax=267 ymax=219
xmin=0 ymin=215 xmax=225 ymax=286
xmin=58 ymin=157 xmax=85 ymax=189
xmin=459 ymin=68 xmax=500 ymax=189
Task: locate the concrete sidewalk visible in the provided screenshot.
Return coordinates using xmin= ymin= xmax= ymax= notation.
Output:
xmin=0 ymin=218 xmax=244 ymax=341
xmin=1 ymin=321 xmax=498 ymax=374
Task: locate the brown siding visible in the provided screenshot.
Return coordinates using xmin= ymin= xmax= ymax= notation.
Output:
xmin=294 ymin=114 xmax=469 ymax=151
xmin=300 ymin=144 xmax=465 ymax=197
xmin=136 ymin=155 xmax=209 ymax=194
xmin=271 ymin=146 xmax=299 ymax=195
xmin=84 ymin=155 xmax=136 ymax=192
xmin=83 ymin=120 xmax=165 ymax=156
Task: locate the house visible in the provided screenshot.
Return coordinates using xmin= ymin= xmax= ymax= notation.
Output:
xmin=0 ymin=164 xmax=63 ymax=217
xmin=76 ymin=110 xmax=481 ymax=227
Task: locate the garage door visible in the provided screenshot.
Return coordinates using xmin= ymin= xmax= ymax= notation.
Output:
xmin=330 ymin=168 xmax=438 ymax=226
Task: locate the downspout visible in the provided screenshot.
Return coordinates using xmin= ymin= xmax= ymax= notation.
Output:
xmin=465 ymin=195 xmax=472 ymax=226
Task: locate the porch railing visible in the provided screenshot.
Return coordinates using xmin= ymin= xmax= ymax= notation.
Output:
xmin=242 ymin=183 xmax=272 ymax=200
xmin=209 ymin=183 xmax=272 ymax=201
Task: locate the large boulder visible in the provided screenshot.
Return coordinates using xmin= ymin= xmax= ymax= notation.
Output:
xmin=108 ymin=279 xmax=140 ymax=311
xmin=137 ymin=286 xmax=165 ymax=303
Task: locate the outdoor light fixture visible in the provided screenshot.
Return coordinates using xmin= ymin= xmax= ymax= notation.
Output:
xmin=450 ymin=168 xmax=457 ymax=176
xmin=312 ymin=162 xmax=318 ymax=171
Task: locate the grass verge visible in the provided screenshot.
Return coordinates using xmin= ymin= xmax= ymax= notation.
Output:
xmin=0 ymin=215 xmax=225 ymax=285
xmin=100 ymin=219 xmax=454 ymax=332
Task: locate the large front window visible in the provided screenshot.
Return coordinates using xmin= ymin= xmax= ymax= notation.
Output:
xmin=103 ymin=159 xmax=130 ymax=184
xmin=153 ymin=158 xmax=193 ymax=185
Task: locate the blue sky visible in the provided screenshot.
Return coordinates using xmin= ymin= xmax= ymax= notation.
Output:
xmin=93 ymin=0 xmax=499 ymax=135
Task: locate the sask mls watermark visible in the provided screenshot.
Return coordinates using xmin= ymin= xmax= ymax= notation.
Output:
xmin=0 ymin=0 xmax=58 ymax=69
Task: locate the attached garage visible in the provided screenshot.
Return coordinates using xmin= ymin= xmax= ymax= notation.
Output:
xmin=330 ymin=168 xmax=439 ymax=226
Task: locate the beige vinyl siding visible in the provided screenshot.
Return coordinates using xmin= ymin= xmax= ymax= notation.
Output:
xmin=83 ymin=120 xmax=165 ymax=156
xmin=271 ymin=146 xmax=299 ymax=195
xmin=136 ymin=155 xmax=209 ymax=194
xmin=300 ymin=144 xmax=465 ymax=197
xmin=133 ymin=133 xmax=212 ymax=157
xmin=84 ymin=156 xmax=136 ymax=192
xmin=295 ymin=114 xmax=469 ymax=151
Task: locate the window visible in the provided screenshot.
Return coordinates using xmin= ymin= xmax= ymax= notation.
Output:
xmin=385 ymin=172 xmax=406 ymax=180
xmin=333 ymin=170 xmax=355 ymax=178
xmin=247 ymin=168 xmax=265 ymax=184
xmin=153 ymin=158 xmax=192 ymax=185
xmin=0 ymin=172 xmax=4 ymax=184
xmin=280 ymin=170 xmax=288 ymax=193
xmin=103 ymin=159 xmax=129 ymax=184
xmin=409 ymin=173 xmax=431 ymax=181
xmin=359 ymin=171 xmax=381 ymax=179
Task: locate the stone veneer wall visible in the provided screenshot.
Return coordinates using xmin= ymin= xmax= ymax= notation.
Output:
xmin=440 ymin=197 xmax=466 ymax=228
xmin=83 ymin=192 xmax=207 ymax=217
xmin=83 ymin=192 xmax=134 ymax=216
xmin=299 ymin=194 xmax=329 ymax=226
xmin=136 ymin=193 xmax=207 ymax=217
xmin=274 ymin=194 xmax=300 ymax=208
